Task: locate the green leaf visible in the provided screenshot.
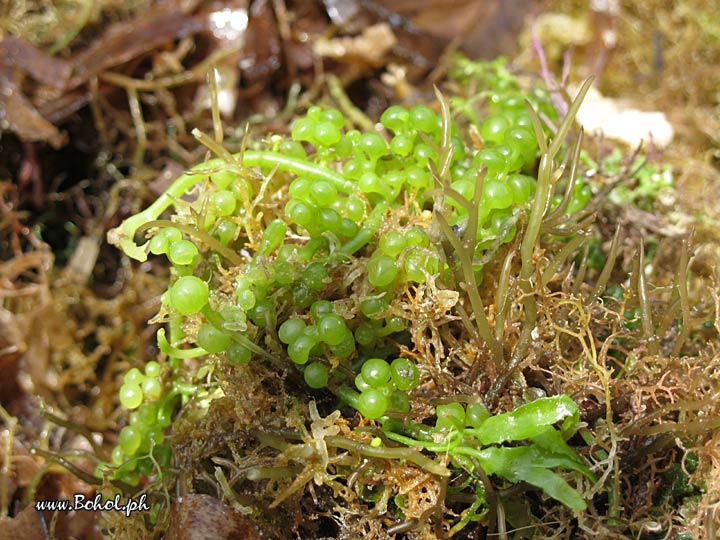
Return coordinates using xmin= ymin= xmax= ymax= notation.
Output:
xmin=462 ymin=446 xmax=589 ymax=511
xmin=466 ymin=395 xmax=580 ymax=445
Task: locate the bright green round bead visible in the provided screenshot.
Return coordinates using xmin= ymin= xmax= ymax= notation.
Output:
xmin=409 ymin=105 xmax=437 ymax=134
xmin=436 ymin=402 xmax=466 ymax=430
xmin=141 ymin=378 xmax=162 ymax=401
xmin=197 ymin=324 xmax=232 ymax=353
xmin=319 ymin=314 xmax=347 ymax=346
xmin=310 ymin=180 xmax=338 ymax=206
xmin=119 ymin=383 xmax=143 ymax=410
xmin=361 ymin=358 xmax=391 ymax=388
xmin=211 ymin=190 xmax=236 ymax=216
xmin=167 ymin=240 xmax=199 ymax=266
xmin=357 ymin=389 xmax=388 ymax=419
xmin=380 ymin=105 xmax=409 ymax=133
xmin=379 ymin=231 xmax=407 ymax=258
xmin=227 ymin=342 xmax=252 ymax=364
xmin=119 ymin=426 xmax=142 ymax=456
xmin=279 ymin=317 xmax=306 ymax=344
xmin=367 ymin=255 xmax=398 ymax=287
xmin=169 ymin=276 xmax=208 ymax=315
xmin=288 ymin=335 xmax=316 ymax=365
xmin=145 ymin=361 xmax=161 ymax=378
xmin=390 ymin=357 xmax=419 ymax=391
xmin=304 ymin=361 xmax=329 ymax=389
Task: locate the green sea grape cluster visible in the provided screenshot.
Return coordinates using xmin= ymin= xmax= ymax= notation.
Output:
xmin=105 ymin=58 xmax=595 ymax=491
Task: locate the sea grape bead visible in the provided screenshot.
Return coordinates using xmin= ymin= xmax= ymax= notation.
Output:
xmin=310 ymin=180 xmax=338 ymax=206
xmin=390 ymin=358 xmax=419 ymax=391
xmin=335 ymin=135 xmax=353 ymax=157
xmin=567 ymin=183 xmax=592 ymax=214
xmin=390 ymin=135 xmax=413 ymax=157
xmin=405 ymin=167 xmax=430 ymax=189
xmin=319 ymin=208 xmax=342 ymax=233
xmin=274 ymin=260 xmax=295 ymax=285
xmin=474 ymin=148 xmax=507 ymax=174
xmin=360 ymin=132 xmax=386 ymax=159
xmin=278 ymin=140 xmax=306 ymax=159
xmin=216 ymin=219 xmax=238 ymax=245
xmin=404 ymin=249 xmax=436 ymax=283
xmin=450 ymin=136 xmax=466 ymax=161
xmin=236 ymin=289 xmax=256 ymax=311
xmin=287 ymin=200 xmax=315 ymax=228
xmin=119 ymin=426 xmax=142 ymax=455
xmin=291 ymin=117 xmax=313 ymax=142
xmin=481 ymin=114 xmax=509 ymax=144
xmin=360 ymin=297 xmax=388 ymax=318
xmin=344 ymin=196 xmax=366 ymax=222
xmin=367 ymin=255 xmax=398 ymax=287
xmin=119 ymin=383 xmax=143 ymax=410
xmin=413 ymin=143 xmax=438 ymax=166
xmin=279 ymin=318 xmax=306 ymax=344
xmin=361 ymin=358 xmax=391 ymax=387
xmin=197 ymin=323 xmax=232 ymax=353
xmin=379 ymin=231 xmax=407 ymax=258
xmin=290 ymin=177 xmax=313 ymax=201
xmin=314 ymin=121 xmax=342 ymax=147
xmin=231 ymin=177 xmax=254 ymax=200
xmin=384 ymin=316 xmax=405 ymax=334
xmin=304 ymin=361 xmax=329 ymax=389
xmin=169 ymin=276 xmax=208 ymax=315
xmin=211 ymin=190 xmax=236 ymax=216
xmin=111 ymin=446 xmax=124 ymax=465
xmin=142 ymin=378 xmax=162 ymax=401
xmin=248 ymin=300 xmax=274 ymax=328
xmin=227 ymin=342 xmax=252 ymax=364
xmin=505 ymin=127 xmax=537 ymax=159
xmin=355 ymin=322 xmax=378 ymax=346
xmin=357 ymin=389 xmax=388 ymax=419
xmin=409 ymin=105 xmax=437 ymax=134
xmin=307 ymin=105 xmax=322 ymax=120
xmin=355 ymin=373 xmax=372 ymax=392
xmin=321 ymin=108 xmax=344 ymax=128
xmin=319 ymin=314 xmax=347 ymax=346
xmin=450 ymin=179 xmax=474 ymax=203
xmin=495 ymin=144 xmax=524 ymax=172
xmin=145 ymin=361 xmax=161 ymax=378
xmin=301 ymin=262 xmax=328 ymax=290
xmin=149 ymin=234 xmax=169 ymax=255
xmin=359 ymin=172 xmax=383 ymax=195
xmin=381 ymin=105 xmax=409 ymax=133
xmin=288 ymin=335 xmax=316 ymax=364
xmin=292 ymin=283 xmax=315 ymax=309
xmin=211 ymin=170 xmax=236 ymax=189
xmin=311 ymin=300 xmax=334 ymax=322
xmin=328 ymin=328 xmax=355 ymax=358
xmin=508 ymin=174 xmax=536 ymax=204
xmin=168 ymin=240 xmax=199 ymax=266
xmin=406 ymin=227 xmax=430 ymax=248
xmin=436 ymin=402 xmax=466 ymax=430
xmin=339 ymin=218 xmax=359 ymax=238
xmin=124 ymin=367 xmax=144 ymax=386
xmin=483 ymin=180 xmax=513 ymax=209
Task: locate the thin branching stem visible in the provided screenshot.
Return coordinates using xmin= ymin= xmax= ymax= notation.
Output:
xmin=635 ymin=239 xmax=658 ymax=355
